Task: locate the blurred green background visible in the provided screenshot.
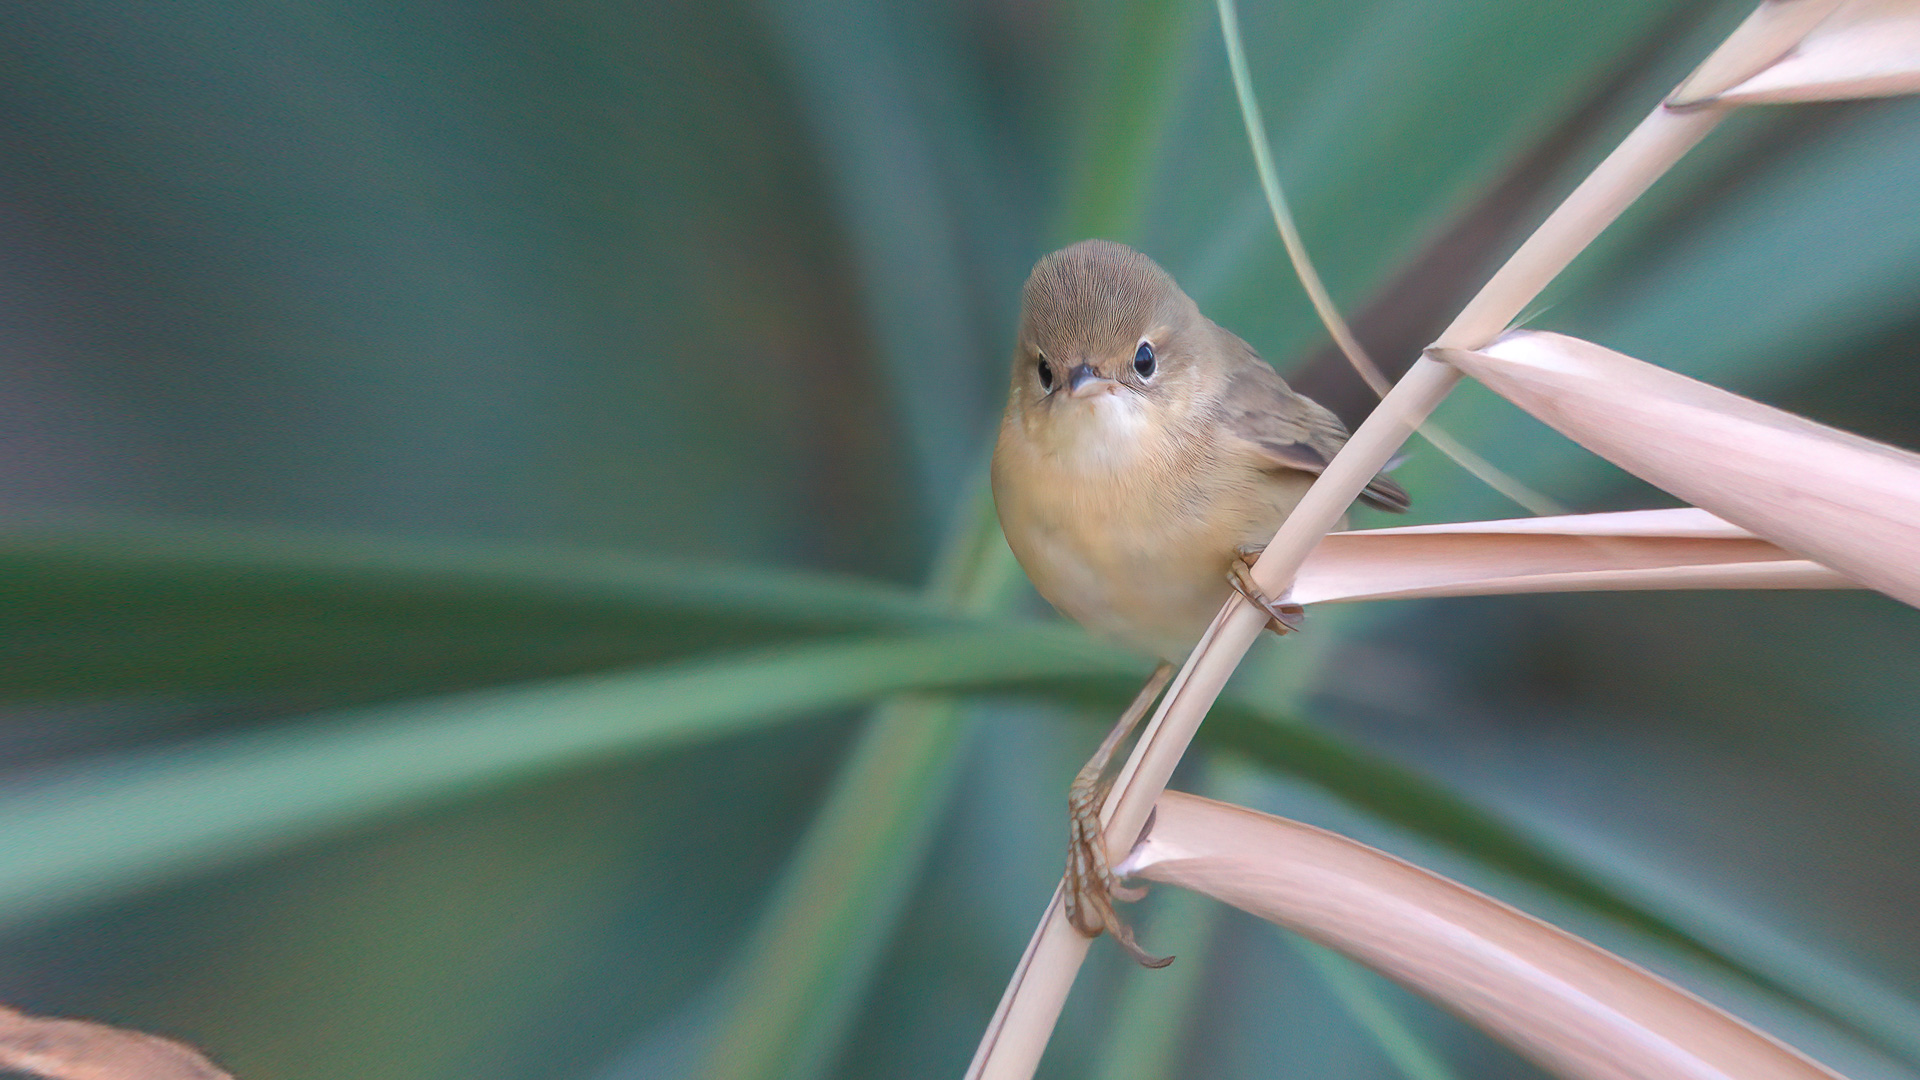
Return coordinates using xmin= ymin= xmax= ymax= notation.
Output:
xmin=3 ymin=0 xmax=1920 ymax=1077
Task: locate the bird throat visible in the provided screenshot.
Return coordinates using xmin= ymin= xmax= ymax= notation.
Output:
xmin=1043 ymin=392 xmax=1157 ymax=473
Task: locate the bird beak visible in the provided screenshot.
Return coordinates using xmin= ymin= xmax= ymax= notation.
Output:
xmin=1068 ymin=363 xmax=1117 ymax=398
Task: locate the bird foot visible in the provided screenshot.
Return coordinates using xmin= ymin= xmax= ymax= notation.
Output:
xmin=1062 ymin=663 xmax=1176 ymax=969
xmin=1065 ymin=777 xmax=1171 ymax=968
xmin=1230 ymin=544 xmax=1305 ymax=634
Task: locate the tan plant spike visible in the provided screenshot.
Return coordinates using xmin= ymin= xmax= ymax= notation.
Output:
xmin=1438 ymin=330 xmax=1920 ymax=609
xmin=1669 ymin=0 xmax=1852 ymax=105
xmin=1292 ymin=508 xmax=1856 ymax=606
xmin=1117 ymin=792 xmax=1849 ymax=1080
xmin=1708 ymin=0 xmax=1920 ymax=105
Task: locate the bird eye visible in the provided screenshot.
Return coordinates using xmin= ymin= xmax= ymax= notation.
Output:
xmin=1134 ymin=341 xmax=1156 ymax=379
xmin=1036 ymin=355 xmax=1053 ymax=391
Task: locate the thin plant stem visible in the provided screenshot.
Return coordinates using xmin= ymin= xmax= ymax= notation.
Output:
xmin=1215 ymin=0 xmax=1565 ymax=517
xmin=971 ymin=16 xmax=1748 ymax=1075
xmin=1670 ymin=0 xmax=1850 ymax=105
xmin=1437 ymin=104 xmax=1724 ymax=347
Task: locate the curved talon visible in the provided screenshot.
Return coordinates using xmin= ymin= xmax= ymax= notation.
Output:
xmin=1230 ymin=545 xmax=1306 ymax=634
xmin=1065 ymin=784 xmax=1172 ymax=966
xmin=1081 ymin=873 xmax=1174 ymax=968
xmin=1065 ymin=806 xmax=1171 ymax=965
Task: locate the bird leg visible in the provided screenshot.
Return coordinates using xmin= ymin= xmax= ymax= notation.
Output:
xmin=1064 ymin=661 xmax=1176 ymax=968
xmin=1229 ymin=544 xmax=1306 ymax=634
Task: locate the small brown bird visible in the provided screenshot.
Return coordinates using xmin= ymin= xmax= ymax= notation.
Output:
xmin=991 ymin=239 xmax=1408 ymax=964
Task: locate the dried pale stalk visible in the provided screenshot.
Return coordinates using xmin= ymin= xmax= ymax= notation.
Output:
xmin=969 ymin=85 xmax=1728 ymax=1080
xmin=966 ymin=888 xmax=1094 ymax=1078
xmin=1440 ymin=331 xmax=1920 ymax=609
xmin=968 ymin=2 xmax=1911 ymax=1075
xmin=0 ymin=1004 xmax=232 ymax=1080
xmin=1119 ymin=792 xmax=1847 ymax=1080
xmin=1676 ymin=0 xmax=1920 ymax=106
xmin=1216 ymin=0 xmax=1563 ymax=515
xmin=1436 ymin=105 xmax=1724 ymax=350
xmin=1670 ymin=0 xmax=1853 ymax=104
xmin=1109 ymin=0 xmax=1774 ymax=890
xmin=1292 ymin=508 xmax=1856 ymax=605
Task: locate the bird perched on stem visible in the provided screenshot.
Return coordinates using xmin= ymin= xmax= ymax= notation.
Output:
xmin=991 ymin=239 xmax=1408 ymax=965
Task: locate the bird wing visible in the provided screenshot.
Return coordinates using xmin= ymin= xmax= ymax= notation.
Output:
xmin=1211 ymin=334 xmax=1411 ymax=513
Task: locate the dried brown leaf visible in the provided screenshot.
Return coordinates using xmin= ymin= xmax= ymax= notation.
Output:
xmin=1293 ymin=507 xmax=1855 ymax=605
xmin=1438 ymin=330 xmax=1920 ymax=609
xmin=0 ymin=1004 xmax=232 ymax=1080
xmin=1688 ymin=0 xmax=1920 ymax=105
xmin=1671 ymin=0 xmax=1853 ymax=104
xmin=1120 ymin=792 xmax=1847 ymax=1080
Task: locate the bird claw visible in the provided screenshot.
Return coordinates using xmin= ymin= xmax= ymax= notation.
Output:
xmin=1230 ymin=545 xmax=1306 ymax=634
xmin=1064 ymin=787 xmax=1172 ymax=968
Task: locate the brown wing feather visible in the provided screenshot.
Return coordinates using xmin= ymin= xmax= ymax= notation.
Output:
xmin=1211 ymin=331 xmax=1410 ymax=513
